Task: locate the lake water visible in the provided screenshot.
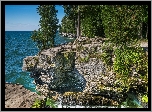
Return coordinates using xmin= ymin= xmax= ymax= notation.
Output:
xmin=5 ymin=31 xmax=75 ymax=92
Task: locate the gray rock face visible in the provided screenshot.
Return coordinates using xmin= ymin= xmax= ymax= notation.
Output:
xmin=75 ymin=58 xmax=107 ymax=94
xmin=48 ymin=68 xmax=86 ymax=93
xmin=21 ymin=37 xmax=148 ymax=107
xmin=22 ymin=47 xmax=86 ymax=94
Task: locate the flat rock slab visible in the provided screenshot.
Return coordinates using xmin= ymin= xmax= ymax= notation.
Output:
xmin=5 ymin=83 xmax=44 ymax=108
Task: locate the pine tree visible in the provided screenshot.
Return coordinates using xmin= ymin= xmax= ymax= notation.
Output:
xmin=101 ymin=5 xmax=144 ymax=47
xmin=31 ymin=5 xmax=58 ymax=50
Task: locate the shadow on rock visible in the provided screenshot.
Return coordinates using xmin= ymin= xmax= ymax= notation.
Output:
xmin=48 ymin=68 xmax=86 ymax=94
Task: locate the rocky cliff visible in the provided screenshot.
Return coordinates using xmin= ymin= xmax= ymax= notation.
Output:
xmin=22 ymin=45 xmax=86 ymax=95
xmin=22 ymin=36 xmax=148 ymax=107
xmin=21 ymin=37 xmax=121 ymax=106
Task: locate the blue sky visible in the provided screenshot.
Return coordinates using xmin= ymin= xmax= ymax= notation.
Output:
xmin=5 ymin=5 xmax=65 ymax=31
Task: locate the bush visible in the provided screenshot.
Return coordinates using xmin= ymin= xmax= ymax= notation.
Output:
xmin=31 ymin=97 xmax=57 ymax=108
xmin=113 ymin=46 xmax=148 ymax=77
xmin=113 ymin=46 xmax=148 ymax=93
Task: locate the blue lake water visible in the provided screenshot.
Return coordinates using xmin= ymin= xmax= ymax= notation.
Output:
xmin=5 ymin=31 xmax=75 ymax=92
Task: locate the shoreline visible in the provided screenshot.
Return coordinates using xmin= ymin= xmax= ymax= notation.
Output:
xmin=5 ymin=83 xmax=44 ymax=108
xmin=5 ymin=36 xmax=148 ymax=108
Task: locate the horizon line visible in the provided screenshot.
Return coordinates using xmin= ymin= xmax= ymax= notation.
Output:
xmin=5 ymin=30 xmax=59 ymax=31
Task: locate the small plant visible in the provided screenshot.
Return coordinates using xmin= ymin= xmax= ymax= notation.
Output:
xmin=31 ymin=97 xmax=57 ymax=108
xmin=45 ymin=97 xmax=57 ymax=108
xmin=142 ymin=94 xmax=148 ymax=103
xmin=31 ymin=99 xmax=42 ymax=108
xmin=36 ymin=91 xmax=41 ymax=96
xmin=32 ymin=88 xmax=57 ymax=108
xmin=101 ymin=45 xmax=113 ymax=70
xmin=113 ymin=46 xmax=148 ymax=93
xmin=76 ymin=44 xmax=86 ymax=53
xmin=78 ymin=56 xmax=90 ymax=63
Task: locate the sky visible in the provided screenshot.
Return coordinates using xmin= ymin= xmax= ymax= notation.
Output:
xmin=5 ymin=5 xmax=65 ymax=31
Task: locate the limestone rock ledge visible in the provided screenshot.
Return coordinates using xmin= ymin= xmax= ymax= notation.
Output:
xmin=22 ymin=36 xmax=148 ymax=107
xmin=5 ymin=83 xmax=45 ymax=108
xmin=22 ymin=45 xmax=86 ymax=95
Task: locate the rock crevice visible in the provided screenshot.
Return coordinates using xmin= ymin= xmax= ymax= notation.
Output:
xmin=22 ymin=47 xmax=86 ymax=94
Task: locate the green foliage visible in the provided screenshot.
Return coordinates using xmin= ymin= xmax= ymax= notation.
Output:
xmin=81 ymin=5 xmax=104 ymax=38
xmin=63 ymin=5 xmax=78 ymax=19
xmin=31 ymin=97 xmax=57 ymax=108
xmin=31 ymin=99 xmax=42 ymax=108
xmin=62 ymin=5 xmax=105 ymax=38
xmin=113 ymin=46 xmax=148 ymax=76
xmin=60 ymin=15 xmax=76 ymax=34
xmin=141 ymin=5 xmax=148 ymax=39
xmin=78 ymin=55 xmax=89 ymax=63
xmin=119 ymin=93 xmax=143 ymax=108
xmin=61 ymin=5 xmax=148 ymax=40
xmin=101 ymin=5 xmax=144 ymax=46
xmin=99 ymin=5 xmax=148 ymax=95
xmin=101 ymin=44 xmax=114 ymax=69
xmin=62 ymin=5 xmax=78 ymax=35
xmin=101 ymin=44 xmax=148 ymax=94
xmin=120 ymin=98 xmax=143 ymax=108
xmin=142 ymin=94 xmax=148 ymax=103
xmin=45 ymin=97 xmax=57 ymax=108
xmin=140 ymin=5 xmax=148 ymax=23
xmin=31 ymin=5 xmax=58 ymax=50
xmin=112 ymin=46 xmax=148 ymax=93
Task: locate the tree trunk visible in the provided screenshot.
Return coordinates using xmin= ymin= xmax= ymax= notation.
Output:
xmin=146 ymin=23 xmax=148 ymax=39
xmin=77 ymin=6 xmax=81 ymax=38
xmin=138 ymin=22 xmax=143 ymax=39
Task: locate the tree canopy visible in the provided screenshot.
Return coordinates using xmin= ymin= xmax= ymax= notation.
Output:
xmin=31 ymin=5 xmax=58 ymax=50
xmin=61 ymin=5 xmax=148 ymax=41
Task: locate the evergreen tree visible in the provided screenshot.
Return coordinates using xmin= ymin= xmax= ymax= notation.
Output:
xmin=101 ymin=5 xmax=144 ymax=47
xmin=80 ymin=5 xmax=104 ymax=38
xmin=61 ymin=5 xmax=148 ymax=40
xmin=63 ymin=5 xmax=81 ymax=37
xmin=140 ymin=5 xmax=148 ymax=39
xmin=60 ymin=15 xmax=76 ymax=34
xmin=62 ymin=5 xmax=105 ymax=38
xmin=31 ymin=5 xmax=58 ymax=50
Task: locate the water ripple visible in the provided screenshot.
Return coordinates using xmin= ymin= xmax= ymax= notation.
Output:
xmin=5 ymin=31 xmax=74 ymax=92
